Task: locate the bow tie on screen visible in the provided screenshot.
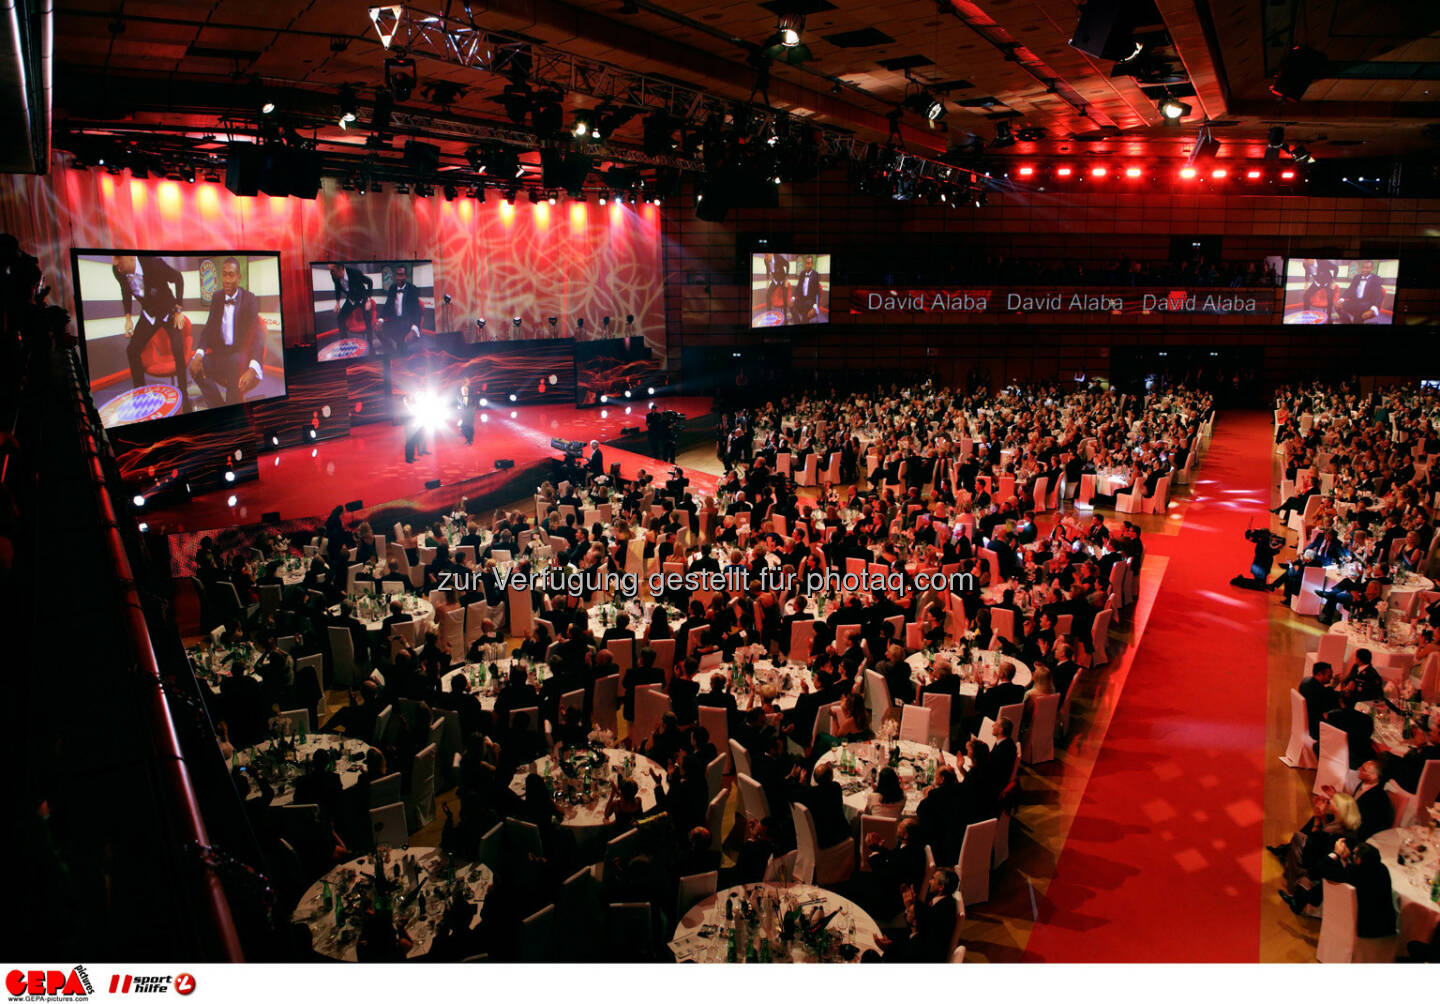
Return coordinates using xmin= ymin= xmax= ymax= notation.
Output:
xmin=225 ymin=294 xmax=238 ymax=304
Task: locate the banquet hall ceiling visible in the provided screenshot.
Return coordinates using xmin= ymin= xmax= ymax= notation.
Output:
xmin=42 ymin=0 xmax=1440 ymax=166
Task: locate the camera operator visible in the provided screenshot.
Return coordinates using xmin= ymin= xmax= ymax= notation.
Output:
xmin=1231 ymin=526 xmax=1286 ymax=590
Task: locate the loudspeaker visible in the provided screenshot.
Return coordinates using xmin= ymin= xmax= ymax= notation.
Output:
xmin=621 ymin=426 xmax=641 ymax=436
xmin=344 ymin=499 xmax=364 ymax=511
xmin=1271 ymin=45 xmax=1327 ymax=101
xmin=424 ymin=479 xmax=442 ymax=490
xmin=225 ymin=144 xmax=263 ymax=196
xmin=1069 ymin=0 xmax=1142 ymax=61
xmin=494 ymin=459 xmax=515 ymax=470
xmin=262 ymin=511 xmax=282 ymax=524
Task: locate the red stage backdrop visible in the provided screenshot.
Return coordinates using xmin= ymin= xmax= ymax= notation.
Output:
xmin=0 ymin=164 xmax=667 ymax=360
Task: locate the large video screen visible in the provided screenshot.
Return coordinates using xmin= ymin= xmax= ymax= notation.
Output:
xmin=750 ymin=252 xmax=831 ymax=328
xmin=1282 ymin=258 xmax=1399 ymax=325
xmin=74 ymin=251 xmax=287 ymax=429
xmin=310 ymin=260 xmax=435 ymax=361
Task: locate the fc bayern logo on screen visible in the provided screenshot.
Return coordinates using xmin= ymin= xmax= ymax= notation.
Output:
xmin=5 ymin=966 xmax=94 ymax=1000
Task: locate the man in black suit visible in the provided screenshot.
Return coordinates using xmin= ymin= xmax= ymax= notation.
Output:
xmin=1321 ymin=839 xmax=1396 ymax=939
xmin=1323 ymin=692 xmax=1374 ymax=769
xmin=989 ymin=718 xmax=1019 ymax=799
xmin=114 ymin=254 xmax=190 ymax=409
xmin=328 ymin=263 xmax=374 ymax=342
xmin=787 ymin=255 xmax=824 ymax=325
xmin=1299 ymin=258 xmax=1338 ymax=322
xmin=190 ymin=257 xmax=264 ymax=409
xmin=587 ymin=440 xmax=604 ymax=480
xmin=1299 ymin=662 xmax=1340 ymax=744
xmin=1388 ymin=720 xmax=1440 ymax=793
xmin=1352 ymin=760 xmax=1394 ymax=840
xmin=789 ymin=761 xmax=850 ymax=847
xmin=974 ymin=661 xmax=1026 ymax=725
xmin=381 ymin=264 xmax=423 ymax=354
xmin=1334 ymin=260 xmax=1385 ymax=324
xmin=456 ymin=380 xmax=477 ymax=445
xmin=890 ymin=868 xmax=959 ymax=963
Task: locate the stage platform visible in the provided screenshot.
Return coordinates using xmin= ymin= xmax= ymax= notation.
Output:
xmin=143 ymin=395 xmax=716 ymax=535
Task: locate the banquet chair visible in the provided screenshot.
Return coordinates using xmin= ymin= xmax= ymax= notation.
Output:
xmin=477 ymin=821 xmax=505 ymax=871
xmin=845 ymin=557 xmax=867 ymax=578
xmin=371 ymin=705 xmax=393 ymax=747
xmin=559 ymin=688 xmax=585 ymax=718
xmin=505 ymin=817 xmax=546 ymax=863
xmin=705 ymin=789 xmax=728 ymax=853
xmin=491 ymin=549 xmax=513 ymax=563
xmin=1314 ymin=722 xmax=1353 ymax=796
xmin=1115 ymin=483 xmax=1143 ymax=514
xmin=858 ymin=814 xmax=900 ymax=870
xmin=796 ymin=454 xmax=819 ymax=487
xmin=883 ymin=614 xmax=905 ymax=641
xmin=506 ymin=578 xmax=533 ymax=638
xmin=1278 ymin=688 xmax=1319 ymax=766
xmin=1291 ymin=566 xmax=1328 ymax=617
xmin=633 ymin=687 xmax=670 ymax=747
xmin=1143 ymin=476 xmax=1171 ymax=514
xmin=1395 ymin=760 xmax=1440 ymax=828
xmin=990 ymin=608 xmax=1017 ymax=645
xmin=381 ymin=580 xmax=405 ymax=596
xmin=975 ymin=548 xmax=1001 ymax=586
xmin=1304 ymin=631 xmax=1350 ymax=678
xmin=406 ymin=743 xmax=437 ymax=831
xmin=1032 ymin=478 xmax=1050 ymax=513
xmin=945 ymin=890 xmax=969 ymax=960
xmin=509 ymin=706 xmax=541 ymax=733
xmin=921 ymin=692 xmax=953 ymax=750
xmin=606 ymin=639 xmax=636 ymax=676
xmin=1090 ymin=608 xmax=1114 ymax=667
xmin=592 ymin=674 xmax=619 ymax=734
xmin=1056 ymin=669 xmax=1086 ymax=738
xmin=650 ymin=638 xmax=677 ymax=673
xmin=557 ymin=866 xmax=605 ymax=962
xmin=791 ymin=802 xmax=855 ymax=886
xmin=992 ymin=807 xmax=1013 ymax=869
xmin=776 ymin=452 xmax=794 ymax=477
xmin=328 ymin=622 xmax=358 ymax=685
xmin=607 ymin=903 xmax=657 ymax=962
xmin=1022 ymin=693 xmax=1060 ymax=764
xmin=698 ymin=707 xmax=729 ymax=769
xmin=904 ymin=622 xmax=924 ymax=650
xmin=602 ymin=828 xmax=641 ymax=883
xmin=519 ymin=904 xmax=556 ymax=962
xmin=764 ymin=850 xmax=799 ymax=883
xmin=272 ymin=708 xmax=310 ymax=738
xmin=442 ymin=608 xmax=464 ymax=665
xmin=789 ymin=619 xmax=818 ymax=663
xmin=698 ymin=649 xmax=723 ymax=671
xmin=949 ymin=945 xmax=967 ymax=964
xmin=864 ymin=670 xmax=896 ymax=723
xmin=1076 ymin=474 xmax=1096 ymax=508
xmin=899 ymin=705 xmax=932 ymax=745
xmin=369 ymin=802 xmax=410 ymax=850
xmin=367 ymin=772 xmax=402 ymax=810
xmin=1417 ymin=651 xmax=1440 ymax=702
xmin=1316 ymin=881 xmax=1395 ymax=963
xmin=955 ymin=818 xmax=997 ymax=906
xmin=1054 ymin=613 xmax=1074 ymax=639
xmin=735 ymin=773 xmax=770 ymax=826
xmin=729 ymin=739 xmax=752 ymax=780
xmin=258 ymin=584 xmax=282 ymax=614
xmin=464 ymin=601 xmax=488 ymax=646
xmin=820 ymin=453 xmax=842 ymax=485
xmin=704 ymin=752 xmax=727 ymax=802
xmin=677 ymin=870 xmax=719 ymax=922
xmin=294 ymin=655 xmax=326 ymax=730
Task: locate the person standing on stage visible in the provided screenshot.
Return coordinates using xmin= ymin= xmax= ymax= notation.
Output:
xmin=647 ymin=404 xmax=664 ymax=458
xmin=663 ymin=415 xmax=679 ymax=464
xmin=456 ymin=380 xmax=477 ymax=446
xmin=1300 ymin=258 xmax=1337 ymax=323
xmin=403 ymin=394 xmax=430 ymax=463
xmin=588 ymin=439 xmax=605 ymax=480
xmin=788 ymin=255 xmax=824 ymax=325
xmin=328 ymin=263 xmax=374 ymax=343
xmin=382 ymin=264 xmax=423 ymax=354
xmin=189 ymin=257 xmax=264 ymax=409
xmin=114 ymin=254 xmax=189 ymax=410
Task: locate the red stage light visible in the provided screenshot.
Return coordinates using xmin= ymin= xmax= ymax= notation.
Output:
xmin=1179 ymin=167 xmax=1197 ymax=179
xmin=1056 ymin=167 xmax=1073 ymax=177
xmin=1124 ymin=167 xmax=1142 ymax=178
xmin=1211 ymin=168 xmax=1227 ymax=179
xmin=1246 ymin=169 xmax=1262 ymax=180
xmin=1280 ymin=170 xmax=1296 ymax=179
xmin=1090 ymin=166 xmax=1108 ymax=178
xmin=1017 ymin=166 xmax=1035 ymax=177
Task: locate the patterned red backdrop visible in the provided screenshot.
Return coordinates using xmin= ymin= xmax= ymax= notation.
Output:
xmin=0 ymin=164 xmax=666 ymax=359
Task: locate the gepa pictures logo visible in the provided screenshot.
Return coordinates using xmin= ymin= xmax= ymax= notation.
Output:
xmin=5 ymin=966 xmax=94 ymax=1000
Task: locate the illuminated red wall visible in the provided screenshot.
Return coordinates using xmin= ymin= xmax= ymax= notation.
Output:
xmin=0 ymin=164 xmax=666 ymax=359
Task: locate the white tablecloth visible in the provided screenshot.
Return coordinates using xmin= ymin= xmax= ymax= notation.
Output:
xmin=815 ymin=739 xmax=960 ymax=821
xmin=1323 ymin=567 xmax=1434 ymax=614
xmin=905 ymin=647 xmax=1033 ymax=699
xmin=1326 ymin=620 xmax=1418 ymax=670
xmin=669 ymin=883 xmax=882 ymax=963
xmin=587 ymin=600 xmax=684 ymax=640
xmin=1367 ymin=827 xmax=1440 ymax=948
xmin=291 ymin=848 xmax=491 ymax=961
xmin=693 ymin=659 xmax=813 ymax=712
xmin=236 ymin=733 xmax=373 ymax=807
xmin=508 ymin=748 xmax=662 ymax=829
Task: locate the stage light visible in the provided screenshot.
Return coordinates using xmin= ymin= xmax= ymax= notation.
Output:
xmin=479 ymin=397 xmax=488 ymax=407
xmin=1211 ymin=168 xmax=1227 ymax=179
xmin=1291 ymin=144 xmax=1315 ymax=165
xmin=547 ymin=193 xmax=556 ymax=205
xmin=1056 ymin=167 xmax=1072 ymax=177
xmin=386 ymin=55 xmax=417 ymax=101
xmin=647 ymin=386 xmax=655 ymax=395
xmin=1017 ymin=166 xmax=1035 ymax=177
xmin=270 ymin=434 xmax=280 ymax=446
xmin=513 ymin=316 xmax=522 ymax=326
xmin=476 ymin=318 xmax=486 ymax=329
xmin=625 ymin=406 xmax=632 ymax=415
xmin=572 ymin=109 xmax=600 ymax=139
xmin=1265 ymin=125 xmax=1286 ymax=160
xmin=598 ymin=194 xmax=607 ymax=206
xmin=1124 ymin=166 xmax=1142 ymax=178
xmin=1090 ymin=166 xmax=1107 ymax=178
xmin=992 ymin=121 xmax=1016 ymax=148
xmin=575 ymin=318 xmax=585 ymax=331
xmin=549 ymin=374 xmax=558 ymax=384
xmin=626 ymin=314 xmax=634 ymax=324
xmin=227 ymin=495 xmax=238 ymax=507
xmin=480 ymin=414 xmax=489 ymax=423
xmin=510 ymin=411 xmax=517 ymax=418
xmin=138 ymin=522 xmax=148 ymax=532
xmin=443 ymin=184 xmax=457 ymax=201
xmin=777 ymin=12 xmax=805 ymax=46
xmin=600 ymin=395 xmax=609 ymax=404
xmin=548 ymin=316 xmax=558 ymax=329
xmin=1281 ymin=169 xmax=1296 ymax=179
xmin=602 ymin=315 xmax=612 ymax=327
xmin=601 ymin=410 xmax=609 ymax=418
xmin=1157 ymin=94 xmax=1190 ymax=121
xmin=261 ymin=100 xmax=276 ymax=115
xmin=338 ymin=84 xmax=359 ymax=127
xmin=307 ymin=427 xmax=318 ymax=441
xmin=225 ymin=470 xmax=236 ymax=483
xmin=1179 ymin=167 xmax=1197 ymax=179
xmin=504 ymin=188 xmax=517 ymax=204
xmin=508 ymin=393 xmax=518 ymax=402
xmin=1247 ymin=169 xmax=1262 ymax=180
xmin=624 ymin=390 xmax=633 ymax=399
xmin=132 ymin=494 xmax=146 ymax=508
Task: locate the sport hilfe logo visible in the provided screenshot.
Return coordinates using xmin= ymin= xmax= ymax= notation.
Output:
xmin=106 ymin=974 xmax=194 ymax=996
xmin=5 ymin=967 xmax=94 ymax=999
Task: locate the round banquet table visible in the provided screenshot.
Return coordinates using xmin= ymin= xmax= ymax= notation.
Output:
xmin=292 ymin=848 xmax=492 ymax=961
xmin=1358 ymin=700 xmax=1440 ymax=756
xmin=1323 ymin=566 xmax=1434 ymax=616
xmin=1367 ymin=827 xmax=1440 ymax=949
xmin=1325 ymin=620 xmax=1419 ymax=670
xmin=508 ymin=748 xmax=662 ymax=829
xmin=190 ymin=641 xmax=262 ymax=696
xmin=587 ymin=600 xmax=685 ymax=640
xmin=328 ymin=593 xmax=436 ymax=633
xmin=668 ymin=883 xmax=882 ymax=963
xmin=441 ymin=658 xmax=560 ymax=713
xmin=236 ymin=733 xmax=373 ymax=807
xmin=693 ymin=659 xmax=813 ymax=712
xmin=814 ymin=739 xmax=961 ymax=822
xmin=906 ymin=646 xmax=1033 ymax=701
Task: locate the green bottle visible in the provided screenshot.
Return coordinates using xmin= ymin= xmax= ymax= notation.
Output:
xmin=726 ymin=927 xmax=737 ymax=963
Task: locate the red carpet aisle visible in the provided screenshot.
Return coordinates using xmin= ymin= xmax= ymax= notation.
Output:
xmin=1023 ymin=411 xmax=1274 ymax=962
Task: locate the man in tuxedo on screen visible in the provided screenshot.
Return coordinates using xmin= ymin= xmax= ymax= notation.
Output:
xmin=328 ymin=263 xmax=374 ymax=342
xmin=1334 ymin=260 xmax=1385 ymax=324
xmin=1299 ymin=258 xmax=1338 ymax=322
xmin=188 ymin=257 xmax=264 ymax=408
xmin=114 ymin=254 xmax=190 ymax=410
xmin=381 ymin=264 xmax=423 ymax=354
xmin=788 ymin=255 xmax=824 ymax=325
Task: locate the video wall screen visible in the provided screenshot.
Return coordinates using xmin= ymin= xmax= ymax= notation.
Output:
xmin=310 ymin=260 xmax=435 ymax=361
xmin=1282 ymin=258 xmax=1399 ymax=325
xmin=574 ymin=337 xmax=659 ymax=407
xmin=750 ymin=252 xmax=831 ymax=328
xmin=74 ymin=251 xmax=287 ymax=429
